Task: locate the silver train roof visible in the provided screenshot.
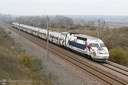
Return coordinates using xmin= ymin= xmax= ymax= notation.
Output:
xmin=74 ymin=34 xmax=99 ymax=40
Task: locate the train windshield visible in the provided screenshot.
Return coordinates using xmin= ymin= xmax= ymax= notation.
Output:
xmin=90 ymin=43 xmax=105 ymax=47
xmin=99 ymin=43 xmax=105 ymax=47
xmin=91 ymin=43 xmax=99 ymax=47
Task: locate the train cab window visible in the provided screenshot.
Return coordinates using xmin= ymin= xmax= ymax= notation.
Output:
xmin=91 ymin=43 xmax=99 ymax=47
xmin=100 ymin=43 xmax=105 ymax=47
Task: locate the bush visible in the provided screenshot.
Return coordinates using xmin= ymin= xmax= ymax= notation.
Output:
xmin=0 ymin=29 xmax=2 ymax=33
xmin=4 ymin=34 xmax=8 ymax=38
xmin=8 ymin=31 xmax=11 ymax=34
xmin=20 ymin=54 xmax=42 ymax=71
xmin=30 ymin=57 xmax=42 ymax=72
xmin=109 ymin=46 xmax=128 ymax=65
xmin=20 ymin=54 xmax=32 ymax=68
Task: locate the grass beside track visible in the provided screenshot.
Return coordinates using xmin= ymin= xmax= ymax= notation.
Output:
xmin=0 ymin=28 xmax=54 ymax=85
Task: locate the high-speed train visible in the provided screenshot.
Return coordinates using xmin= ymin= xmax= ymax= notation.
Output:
xmin=12 ymin=22 xmax=109 ymax=61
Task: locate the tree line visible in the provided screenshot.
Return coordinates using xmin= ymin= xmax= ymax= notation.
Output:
xmin=0 ymin=13 xmax=107 ymax=29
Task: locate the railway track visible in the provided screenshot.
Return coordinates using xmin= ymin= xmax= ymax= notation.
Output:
xmin=102 ymin=60 xmax=128 ymax=77
xmin=106 ymin=60 xmax=128 ymax=73
xmin=1 ymin=22 xmax=128 ymax=85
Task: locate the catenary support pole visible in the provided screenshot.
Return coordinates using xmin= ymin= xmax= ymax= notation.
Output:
xmin=46 ymin=15 xmax=49 ymax=59
xmin=98 ymin=20 xmax=100 ymax=39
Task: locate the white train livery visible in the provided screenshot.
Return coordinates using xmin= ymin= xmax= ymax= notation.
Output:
xmin=12 ymin=22 xmax=109 ymax=61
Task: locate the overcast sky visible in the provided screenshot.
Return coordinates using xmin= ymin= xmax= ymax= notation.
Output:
xmin=0 ymin=0 xmax=128 ymax=16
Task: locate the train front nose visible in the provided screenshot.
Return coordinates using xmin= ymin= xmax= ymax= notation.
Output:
xmin=94 ymin=47 xmax=109 ymax=60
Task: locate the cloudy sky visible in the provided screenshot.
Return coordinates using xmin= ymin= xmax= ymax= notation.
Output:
xmin=0 ymin=0 xmax=128 ymax=16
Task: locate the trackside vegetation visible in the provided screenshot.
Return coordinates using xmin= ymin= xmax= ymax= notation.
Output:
xmin=109 ymin=46 xmax=128 ymax=65
xmin=0 ymin=27 xmax=54 ymax=85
